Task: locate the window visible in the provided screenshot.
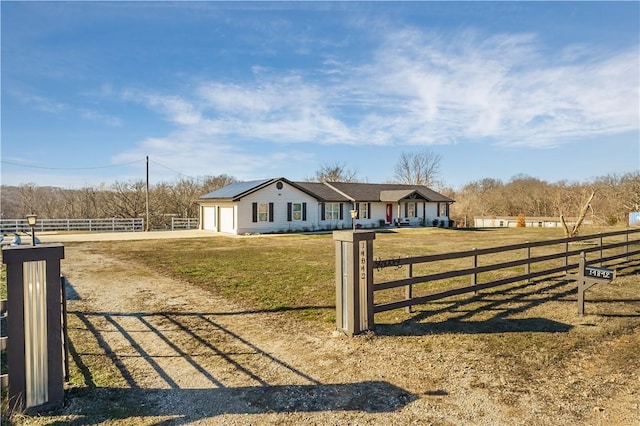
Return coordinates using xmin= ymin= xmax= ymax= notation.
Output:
xmin=292 ymin=203 xmax=302 ymax=221
xmin=407 ymin=202 xmax=416 ymax=218
xmin=439 ymin=203 xmax=448 ymax=217
xmin=258 ymin=203 xmax=269 ymax=222
xmin=252 ymin=202 xmax=274 ymax=222
xmin=325 ymin=203 xmax=340 ymax=220
xmin=287 ymin=202 xmax=307 ymax=221
xmin=359 ymin=203 xmax=368 ymax=219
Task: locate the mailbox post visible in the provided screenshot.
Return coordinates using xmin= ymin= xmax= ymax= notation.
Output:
xmin=575 ymin=251 xmax=615 ymax=315
xmin=2 ymin=243 xmax=65 ymax=413
xmin=333 ymin=231 xmax=375 ymax=336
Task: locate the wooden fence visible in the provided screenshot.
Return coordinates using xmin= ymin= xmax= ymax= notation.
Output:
xmin=0 ymin=218 xmax=144 ymax=233
xmin=372 ymin=228 xmax=640 ymax=315
xmin=170 ymin=217 xmax=199 ymax=231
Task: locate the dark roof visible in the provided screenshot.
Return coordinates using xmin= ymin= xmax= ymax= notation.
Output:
xmin=199 ymin=179 xmax=454 ymax=203
xmin=325 ymin=182 xmax=454 ymax=203
xmin=294 ymin=182 xmax=352 ymax=202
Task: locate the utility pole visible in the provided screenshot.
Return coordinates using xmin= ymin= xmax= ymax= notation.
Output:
xmin=146 ymin=156 xmax=150 ymax=231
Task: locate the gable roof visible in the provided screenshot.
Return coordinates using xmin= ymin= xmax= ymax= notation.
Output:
xmin=294 ymin=182 xmax=352 ymax=202
xmin=199 ymin=178 xmax=454 ymax=203
xmin=199 ymin=177 xmax=324 ymax=201
xmin=324 ymin=182 xmax=454 ymax=203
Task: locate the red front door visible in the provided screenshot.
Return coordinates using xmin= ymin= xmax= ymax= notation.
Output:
xmin=386 ymin=204 xmax=393 ymax=223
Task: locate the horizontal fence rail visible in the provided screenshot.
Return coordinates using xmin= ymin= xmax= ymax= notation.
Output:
xmin=170 ymin=217 xmax=199 ymax=231
xmin=0 ymin=218 xmax=144 ymax=233
xmin=372 ymin=228 xmax=640 ymax=314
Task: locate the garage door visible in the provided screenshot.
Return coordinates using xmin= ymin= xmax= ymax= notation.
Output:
xmin=203 ymin=207 xmax=217 ymax=231
xmin=219 ymin=207 xmax=235 ymax=233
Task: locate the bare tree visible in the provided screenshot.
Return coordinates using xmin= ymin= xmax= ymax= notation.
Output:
xmin=310 ymin=162 xmax=358 ymax=182
xmin=394 ymin=149 xmax=442 ymax=187
xmin=560 ymin=190 xmax=595 ymax=237
xmin=200 ymin=174 xmax=237 ymax=194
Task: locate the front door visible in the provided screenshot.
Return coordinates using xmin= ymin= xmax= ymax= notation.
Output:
xmin=386 ymin=204 xmax=393 ymax=223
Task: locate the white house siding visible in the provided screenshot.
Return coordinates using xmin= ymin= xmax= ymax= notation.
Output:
xmin=237 ymin=181 xmax=321 ymax=234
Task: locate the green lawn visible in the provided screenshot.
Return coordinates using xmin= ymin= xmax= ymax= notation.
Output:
xmin=94 ymin=226 xmax=619 ymax=324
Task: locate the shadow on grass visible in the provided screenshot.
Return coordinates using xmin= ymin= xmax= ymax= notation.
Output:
xmin=375 ymin=253 xmax=640 ymax=336
xmin=375 ymin=276 xmax=578 ymax=336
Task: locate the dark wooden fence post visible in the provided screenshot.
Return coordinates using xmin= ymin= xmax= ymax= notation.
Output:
xmin=406 ymin=258 xmax=413 ymax=313
xmin=472 ymin=248 xmax=478 ymax=293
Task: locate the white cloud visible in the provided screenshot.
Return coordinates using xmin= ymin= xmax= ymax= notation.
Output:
xmin=114 ymin=25 xmax=638 ymax=182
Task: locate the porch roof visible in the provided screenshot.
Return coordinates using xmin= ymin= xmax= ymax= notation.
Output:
xmin=379 ymin=189 xmax=422 ymax=202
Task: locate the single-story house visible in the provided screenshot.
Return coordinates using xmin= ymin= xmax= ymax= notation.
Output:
xmin=474 ymin=216 xmax=593 ymax=228
xmin=198 ymin=177 xmax=454 ymax=234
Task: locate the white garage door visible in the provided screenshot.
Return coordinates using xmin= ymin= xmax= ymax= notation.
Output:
xmin=219 ymin=207 xmax=235 ymax=233
xmin=203 ymin=207 xmax=217 ymax=231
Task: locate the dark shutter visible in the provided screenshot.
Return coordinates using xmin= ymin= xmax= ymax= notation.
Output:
xmin=321 ymin=203 xmax=326 ymax=220
xmin=367 ymin=203 xmax=371 ymax=219
xmin=302 ymin=202 xmax=307 ymax=221
xmin=252 ymin=202 xmax=258 ymax=223
xmin=404 ymin=203 xmax=408 ymax=218
xmin=269 ymin=202 xmax=274 ymax=222
xmin=339 ymin=203 xmax=343 ymax=220
xmin=287 ymin=202 xmax=292 ymax=221
xmin=355 ymin=203 xmax=360 ymax=218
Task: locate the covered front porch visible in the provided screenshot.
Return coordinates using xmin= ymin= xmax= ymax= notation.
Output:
xmin=380 ymin=189 xmax=452 ymax=228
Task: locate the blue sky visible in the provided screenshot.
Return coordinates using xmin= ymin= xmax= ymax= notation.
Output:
xmin=2 ymin=1 xmax=639 ymax=190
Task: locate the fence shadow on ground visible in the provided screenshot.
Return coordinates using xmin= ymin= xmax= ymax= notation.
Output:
xmin=375 ymin=261 xmax=640 ymax=336
xmin=47 ymin=381 xmax=416 ymax=426
xmin=62 ymin=306 xmax=416 ymax=425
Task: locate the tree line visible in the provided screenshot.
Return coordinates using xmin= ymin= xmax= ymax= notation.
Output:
xmin=1 ymin=150 xmax=638 ymax=229
xmin=444 ymin=172 xmax=640 ymax=228
xmin=0 ymin=174 xmax=236 ymax=230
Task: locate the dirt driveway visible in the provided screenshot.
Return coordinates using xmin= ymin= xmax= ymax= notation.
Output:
xmin=25 ymin=234 xmax=640 ymax=425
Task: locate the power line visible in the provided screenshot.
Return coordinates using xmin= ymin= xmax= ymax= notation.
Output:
xmin=0 ymin=159 xmax=145 ymax=170
xmin=149 ymin=159 xmax=206 ymax=182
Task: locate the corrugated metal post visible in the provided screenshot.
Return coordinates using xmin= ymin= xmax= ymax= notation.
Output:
xmin=2 ymin=244 xmax=65 ymax=414
xmin=333 ymin=231 xmax=376 ymax=336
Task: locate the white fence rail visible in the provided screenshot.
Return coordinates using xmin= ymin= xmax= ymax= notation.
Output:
xmin=171 ymin=217 xmax=199 ymax=230
xmin=0 ymin=218 xmax=144 ymax=233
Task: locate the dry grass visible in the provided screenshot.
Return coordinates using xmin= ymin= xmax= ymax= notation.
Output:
xmin=3 ymin=226 xmax=640 ymax=425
